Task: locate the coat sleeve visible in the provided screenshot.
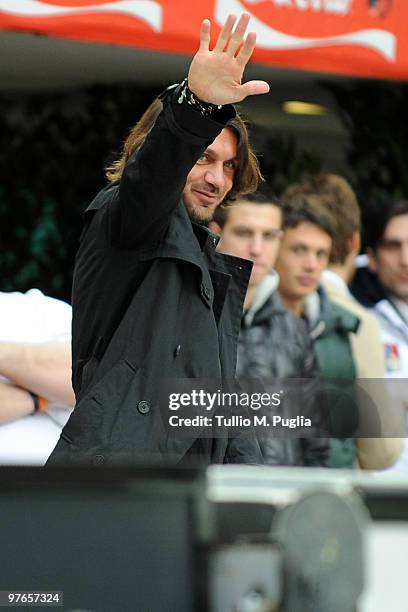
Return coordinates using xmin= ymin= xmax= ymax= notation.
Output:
xmin=218 ymin=379 xmax=264 ymax=465
xmin=224 ymin=432 xmax=264 ymax=465
xmin=109 ymin=91 xmax=235 ymax=249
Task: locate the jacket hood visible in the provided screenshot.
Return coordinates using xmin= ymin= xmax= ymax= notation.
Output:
xmin=304 ymin=286 xmax=360 ymax=339
xmin=243 ymin=271 xmax=281 ymax=327
xmin=350 ymin=261 xmax=387 ymax=307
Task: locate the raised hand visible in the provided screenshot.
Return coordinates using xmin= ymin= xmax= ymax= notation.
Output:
xmin=188 ymin=13 xmax=269 ymax=106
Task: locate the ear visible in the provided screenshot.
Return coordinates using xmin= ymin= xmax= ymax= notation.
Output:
xmin=366 ymin=247 xmax=378 ymax=273
xmin=208 ymin=221 xmax=222 ymax=235
xmin=347 ymin=231 xmax=361 ymax=256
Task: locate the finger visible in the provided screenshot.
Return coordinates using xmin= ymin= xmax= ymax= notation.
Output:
xmin=235 ymin=80 xmax=270 ymax=102
xmin=225 ymin=12 xmax=250 ymax=57
xmin=199 ymin=18 xmax=211 ymax=52
xmin=235 ymin=31 xmax=257 ymax=67
xmin=213 ymin=14 xmax=237 ymax=52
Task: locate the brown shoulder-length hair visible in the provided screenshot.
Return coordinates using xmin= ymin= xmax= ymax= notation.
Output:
xmin=105 ymin=96 xmax=262 ymax=204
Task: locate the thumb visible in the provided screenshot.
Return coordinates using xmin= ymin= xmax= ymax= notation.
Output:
xmin=237 ymin=80 xmax=270 ymax=101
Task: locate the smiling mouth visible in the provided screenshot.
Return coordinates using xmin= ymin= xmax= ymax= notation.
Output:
xmin=194 ymin=190 xmax=218 ymax=202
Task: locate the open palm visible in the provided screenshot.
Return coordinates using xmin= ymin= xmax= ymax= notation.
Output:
xmin=188 ymin=13 xmax=269 ymax=106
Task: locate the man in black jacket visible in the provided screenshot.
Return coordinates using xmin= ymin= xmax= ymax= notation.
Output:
xmin=210 ymin=191 xmax=328 ymax=466
xmin=47 ymin=14 xmax=269 ymax=467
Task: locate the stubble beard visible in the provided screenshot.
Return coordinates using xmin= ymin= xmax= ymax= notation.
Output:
xmin=186 ymin=207 xmax=214 ymax=227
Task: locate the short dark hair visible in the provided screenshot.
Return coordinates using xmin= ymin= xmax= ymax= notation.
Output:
xmin=283 ymin=174 xmax=360 ymax=264
xmin=106 ymin=92 xmax=262 ymax=204
xmin=281 ymin=194 xmax=335 ymax=240
xmin=213 ymin=187 xmax=281 ymax=228
xmin=366 ymin=199 xmax=408 ymax=250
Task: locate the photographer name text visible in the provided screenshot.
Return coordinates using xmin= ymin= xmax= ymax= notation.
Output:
xmin=168 ymin=415 xmax=312 ymax=429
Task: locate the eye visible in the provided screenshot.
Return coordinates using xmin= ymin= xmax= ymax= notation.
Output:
xmin=382 ymin=241 xmax=401 ymax=252
xmin=197 ymin=153 xmax=209 ymax=163
xmin=233 ymin=228 xmax=252 ymax=238
xmin=264 ymin=230 xmax=281 ymax=241
xmin=224 ymin=160 xmax=238 ymax=171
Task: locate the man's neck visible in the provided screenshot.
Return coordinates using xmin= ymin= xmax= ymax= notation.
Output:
xmin=278 ymin=292 xmax=304 ymax=317
xmin=328 ymin=249 xmax=356 ymax=284
xmin=327 ymin=264 xmax=349 ymax=283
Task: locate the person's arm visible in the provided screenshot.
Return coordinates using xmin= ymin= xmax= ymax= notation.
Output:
xmin=355 ymin=378 xmax=405 ymax=469
xmin=0 ymin=342 xmax=74 ymax=406
xmin=356 ymin=437 xmax=404 ymax=470
xmin=111 ymin=13 xmax=269 ymax=248
xmin=0 ymin=382 xmax=35 ymax=424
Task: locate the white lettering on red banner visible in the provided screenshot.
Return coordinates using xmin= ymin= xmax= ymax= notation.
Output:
xmin=0 ymin=0 xmax=163 ymax=31
xmin=216 ymin=0 xmax=396 ymax=62
xmin=245 ymin=0 xmax=352 ymax=15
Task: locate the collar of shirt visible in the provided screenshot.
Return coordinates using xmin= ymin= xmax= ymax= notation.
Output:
xmin=322 ymin=269 xmax=352 ymax=298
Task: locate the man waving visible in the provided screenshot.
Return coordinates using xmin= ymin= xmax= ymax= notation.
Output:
xmin=48 ymin=14 xmax=269 ymax=466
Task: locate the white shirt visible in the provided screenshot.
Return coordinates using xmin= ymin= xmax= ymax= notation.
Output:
xmin=369 ymin=297 xmax=408 ymax=473
xmin=0 ymin=289 xmax=72 ymax=465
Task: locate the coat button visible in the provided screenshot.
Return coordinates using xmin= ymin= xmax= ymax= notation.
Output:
xmin=201 ymin=284 xmax=212 ymax=301
xmin=93 ymin=454 xmax=105 ymax=466
xmin=174 ymin=344 xmax=182 ymax=357
xmin=137 ymin=400 xmax=150 ymax=414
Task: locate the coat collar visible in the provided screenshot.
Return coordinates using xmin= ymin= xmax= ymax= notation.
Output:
xmin=161 ymin=201 xmax=252 ymax=288
xmin=135 ymin=201 xmax=252 ymax=314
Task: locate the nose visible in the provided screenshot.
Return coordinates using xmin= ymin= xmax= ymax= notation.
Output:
xmin=204 ymin=162 xmax=226 ymax=191
xmin=303 ymin=252 xmax=318 ymax=271
xmin=249 ymin=234 xmax=263 ymax=257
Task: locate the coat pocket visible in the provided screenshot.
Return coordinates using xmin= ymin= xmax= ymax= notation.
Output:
xmin=62 ymin=359 xmax=139 ymax=449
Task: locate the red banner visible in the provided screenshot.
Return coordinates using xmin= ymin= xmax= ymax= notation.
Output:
xmin=0 ymin=0 xmax=406 ymax=80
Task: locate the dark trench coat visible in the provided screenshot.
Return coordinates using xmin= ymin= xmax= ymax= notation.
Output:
xmin=47 ymin=88 xmax=263 ymax=467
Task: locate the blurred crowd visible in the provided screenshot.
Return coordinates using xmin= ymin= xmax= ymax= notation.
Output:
xmin=1 ymin=172 xmax=407 ymax=471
